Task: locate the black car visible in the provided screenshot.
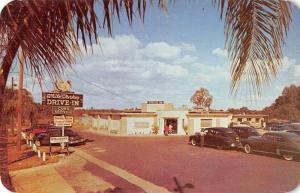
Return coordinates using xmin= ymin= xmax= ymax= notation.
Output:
xmin=231 ymin=126 xmax=260 ymax=139
xmin=34 ymin=128 xmax=85 ymax=146
xmin=285 ymin=130 xmax=300 ymax=136
xmin=242 ymin=132 xmax=300 ymax=161
xmin=189 ymin=127 xmax=242 ymax=149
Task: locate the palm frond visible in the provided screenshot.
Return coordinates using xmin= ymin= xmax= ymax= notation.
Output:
xmin=0 ymin=0 xmax=166 ymax=86
xmin=213 ymin=0 xmax=292 ymax=95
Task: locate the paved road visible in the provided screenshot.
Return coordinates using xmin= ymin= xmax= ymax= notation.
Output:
xmin=74 ymin=131 xmax=300 ymax=193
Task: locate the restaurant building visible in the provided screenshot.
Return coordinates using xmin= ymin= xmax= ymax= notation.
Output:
xmin=75 ymin=101 xmax=233 ymax=135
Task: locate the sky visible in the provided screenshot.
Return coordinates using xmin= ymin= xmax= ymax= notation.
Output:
xmin=7 ymin=0 xmax=300 ymax=110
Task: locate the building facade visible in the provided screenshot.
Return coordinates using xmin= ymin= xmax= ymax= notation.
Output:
xmin=74 ymin=101 xmax=235 ymax=135
xmin=231 ymin=114 xmax=269 ymax=129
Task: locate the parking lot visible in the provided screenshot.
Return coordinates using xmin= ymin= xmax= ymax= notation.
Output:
xmin=75 ymin=131 xmax=300 ymax=193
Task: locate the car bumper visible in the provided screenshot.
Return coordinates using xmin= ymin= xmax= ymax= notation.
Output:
xmin=230 ymin=142 xmax=243 ymax=149
xmin=68 ymin=138 xmax=86 ymax=145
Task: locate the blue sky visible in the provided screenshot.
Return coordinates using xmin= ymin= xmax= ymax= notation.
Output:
xmin=8 ymin=1 xmax=300 ymax=110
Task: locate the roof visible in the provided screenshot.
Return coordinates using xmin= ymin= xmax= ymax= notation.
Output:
xmin=264 ymin=131 xmax=299 ymax=137
xmin=187 ymin=111 xmax=232 ymax=117
xmin=204 ymin=127 xmax=233 ymax=131
xmin=233 ymin=114 xmax=268 ymax=118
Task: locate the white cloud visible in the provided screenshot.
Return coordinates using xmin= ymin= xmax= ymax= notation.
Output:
xmin=156 ymin=62 xmax=189 ymax=77
xmin=174 ymin=55 xmax=198 ymax=64
xmin=293 ymin=65 xmax=300 ymax=79
xmin=212 ymin=48 xmax=228 ymax=58
xmin=142 ymin=42 xmax=181 ymax=59
xmin=280 ymin=56 xmax=296 ymax=72
xmin=180 ymin=43 xmax=197 ymax=52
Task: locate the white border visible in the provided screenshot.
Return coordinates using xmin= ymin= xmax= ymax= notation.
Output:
xmin=0 ymin=0 xmax=13 ymax=13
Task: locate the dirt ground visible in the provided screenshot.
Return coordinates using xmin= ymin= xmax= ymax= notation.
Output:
xmin=8 ymin=139 xmax=62 ymax=171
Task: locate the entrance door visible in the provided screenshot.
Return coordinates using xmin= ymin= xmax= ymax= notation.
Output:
xmin=165 ymin=118 xmax=178 ymax=134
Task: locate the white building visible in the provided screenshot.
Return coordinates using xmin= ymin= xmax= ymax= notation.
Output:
xmin=75 ymin=101 xmax=234 ymax=135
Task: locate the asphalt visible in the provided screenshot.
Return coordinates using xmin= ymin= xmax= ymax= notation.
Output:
xmin=76 ymin=130 xmax=300 ymax=193
xmin=10 ymin=130 xmax=300 ymax=193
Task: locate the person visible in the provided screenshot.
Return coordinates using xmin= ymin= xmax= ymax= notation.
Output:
xmin=200 ymin=128 xmax=206 ymax=147
xmin=169 ymin=124 xmax=173 ymax=134
xmin=164 ymin=124 xmax=169 ymax=136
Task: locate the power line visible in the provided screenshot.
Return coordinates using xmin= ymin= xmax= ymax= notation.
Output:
xmin=69 ymin=74 xmax=135 ymax=105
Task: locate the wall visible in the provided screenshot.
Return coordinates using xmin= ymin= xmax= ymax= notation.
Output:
xmin=188 ymin=115 xmax=232 ymax=134
xmin=126 ymin=117 xmax=155 ymax=135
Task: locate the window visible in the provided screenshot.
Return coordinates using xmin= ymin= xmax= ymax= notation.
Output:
xmin=255 ymin=118 xmax=260 ymax=123
xmin=201 ymin=119 xmax=212 ymax=128
xmin=262 ymin=134 xmax=274 ymax=141
xmin=134 ymin=122 xmax=149 ymax=129
xmin=237 ymin=118 xmax=242 ymax=122
xmin=247 ymin=118 xmax=252 ymax=121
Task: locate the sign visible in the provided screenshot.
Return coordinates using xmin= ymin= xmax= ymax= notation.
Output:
xmin=147 ymin=101 xmax=164 ymax=104
xmin=50 ymin=136 xmax=69 ymax=143
xmin=42 ymin=92 xmax=83 ymax=107
xmin=52 ymin=106 xmax=74 ymax=115
xmin=54 ymin=115 xmax=73 ymax=127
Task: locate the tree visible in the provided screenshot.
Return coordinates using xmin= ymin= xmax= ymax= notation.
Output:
xmin=0 ymin=0 xmax=294 ymax=190
xmin=263 ymin=85 xmax=300 ymax=121
xmin=190 ymin=88 xmax=213 ymax=111
xmin=2 ymin=88 xmax=38 ymax=128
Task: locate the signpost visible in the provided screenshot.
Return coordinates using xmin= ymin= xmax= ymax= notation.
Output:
xmin=42 ymin=86 xmax=83 ymax=155
xmin=49 ymin=136 xmax=69 ymax=155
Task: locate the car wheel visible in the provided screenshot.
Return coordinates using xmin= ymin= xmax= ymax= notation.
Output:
xmin=191 ymin=138 xmax=197 ymax=146
xmin=244 ymin=144 xmax=252 ymax=154
xmin=35 ymin=140 xmax=41 ymax=147
xmin=282 ymin=154 xmax=294 ymax=161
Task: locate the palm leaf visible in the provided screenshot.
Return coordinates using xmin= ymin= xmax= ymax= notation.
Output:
xmin=0 ymin=0 xmax=166 ymax=86
xmin=213 ymin=0 xmax=292 ymax=95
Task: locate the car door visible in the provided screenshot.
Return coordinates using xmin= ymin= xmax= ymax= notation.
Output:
xmin=204 ymin=128 xmax=213 ymax=146
xmin=259 ymin=134 xmax=275 ymax=153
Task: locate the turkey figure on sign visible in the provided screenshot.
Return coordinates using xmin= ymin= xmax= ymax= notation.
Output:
xmin=55 ymin=80 xmax=72 ymax=92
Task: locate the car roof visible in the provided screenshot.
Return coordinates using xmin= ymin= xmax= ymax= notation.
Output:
xmin=264 ymin=131 xmax=299 ymax=138
xmin=232 ymin=126 xmax=255 ymax=129
xmin=206 ymin=127 xmax=234 ymax=132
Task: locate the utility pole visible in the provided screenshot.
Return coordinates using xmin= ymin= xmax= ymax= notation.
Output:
xmin=17 ymin=50 xmax=24 ymax=151
xmin=11 ymin=77 xmax=14 ymax=138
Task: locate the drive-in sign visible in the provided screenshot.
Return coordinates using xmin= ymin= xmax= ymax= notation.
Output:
xmin=42 ymin=92 xmax=83 ymax=107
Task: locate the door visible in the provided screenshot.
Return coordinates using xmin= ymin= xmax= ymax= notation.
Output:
xmin=259 ymin=134 xmax=275 ymax=153
xmin=204 ymin=128 xmax=216 ymax=146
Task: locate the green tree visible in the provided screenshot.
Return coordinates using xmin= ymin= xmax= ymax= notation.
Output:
xmin=263 ymin=85 xmax=300 ymax=121
xmin=190 ymin=88 xmax=213 ymax=111
xmin=0 ymin=0 xmax=294 ymax=190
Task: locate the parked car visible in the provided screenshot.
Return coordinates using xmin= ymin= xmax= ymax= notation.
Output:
xmin=285 ymin=130 xmax=300 ymax=136
xmin=242 ymin=132 xmax=300 ymax=161
xmin=189 ymin=127 xmax=242 ymax=149
xmin=230 ymin=126 xmax=260 ymax=139
xmin=28 ymin=125 xmax=61 ymax=140
xmin=33 ymin=128 xmax=85 ymax=146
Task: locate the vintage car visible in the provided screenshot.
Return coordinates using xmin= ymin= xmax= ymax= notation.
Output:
xmin=33 ymin=128 xmax=85 ymax=146
xmin=230 ymin=126 xmax=260 ymax=139
xmin=189 ymin=127 xmax=242 ymax=149
xmin=242 ymin=132 xmax=300 ymax=161
xmin=25 ymin=124 xmax=61 ymax=140
xmin=285 ymin=130 xmax=300 ymax=136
